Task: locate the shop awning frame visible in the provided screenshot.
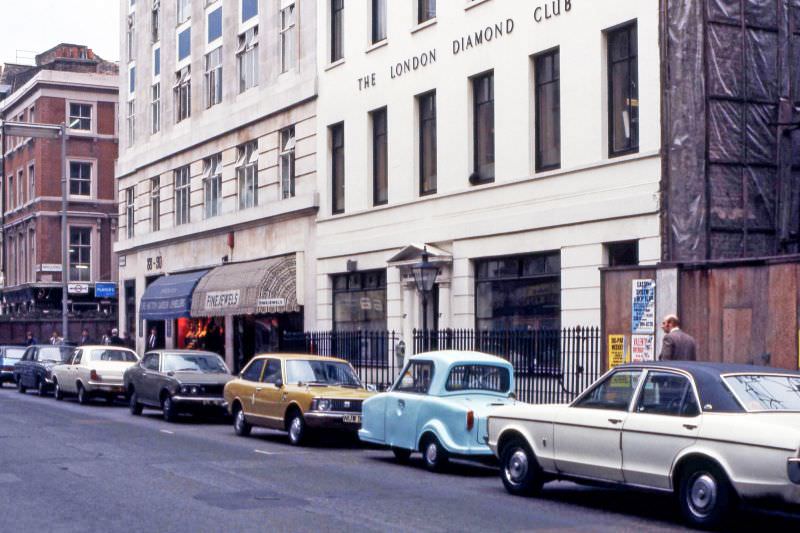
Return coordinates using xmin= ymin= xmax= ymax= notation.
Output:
xmin=190 ymin=255 xmax=300 ymax=317
xmin=140 ymin=270 xmax=209 ymax=320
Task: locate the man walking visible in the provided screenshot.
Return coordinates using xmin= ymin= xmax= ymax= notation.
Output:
xmin=659 ymin=314 xmax=697 ymax=361
xmin=25 ymin=331 xmax=37 ymax=346
xmin=79 ymin=329 xmax=93 ymax=346
xmin=107 ymin=328 xmax=125 ymax=347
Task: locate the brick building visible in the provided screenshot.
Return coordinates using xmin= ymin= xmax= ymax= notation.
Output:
xmin=0 ymin=44 xmax=120 ymax=343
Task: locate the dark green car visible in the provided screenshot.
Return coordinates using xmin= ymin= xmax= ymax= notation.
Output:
xmin=123 ymin=350 xmax=232 ymax=422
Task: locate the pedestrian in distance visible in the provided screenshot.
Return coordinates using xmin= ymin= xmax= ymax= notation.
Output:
xmin=78 ymin=329 xmax=93 ymax=346
xmin=25 ymin=331 xmax=37 ymax=346
xmin=659 ymin=314 xmax=697 ymax=361
xmin=107 ymin=328 xmax=125 ymax=347
xmin=147 ymin=327 xmax=159 ymax=350
xmin=49 ymin=330 xmax=63 ymax=345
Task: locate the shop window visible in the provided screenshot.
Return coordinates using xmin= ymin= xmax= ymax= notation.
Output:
xmin=205 ymin=46 xmax=223 ymax=108
xmin=471 ymin=71 xmax=494 ymax=183
xmin=534 ymin=48 xmax=560 ymax=171
xmin=69 ymin=227 xmax=92 ymax=282
xmin=280 ymin=2 xmax=296 ymax=72
xmin=332 ymin=270 xmax=387 ymax=331
xmin=371 ymin=107 xmax=388 ymax=206
xmin=607 ymin=22 xmax=639 ymax=157
xmin=418 ymin=90 xmax=437 ymax=196
xmin=606 ymin=240 xmax=638 ymax=267
xmin=475 ymin=252 xmax=560 ymax=330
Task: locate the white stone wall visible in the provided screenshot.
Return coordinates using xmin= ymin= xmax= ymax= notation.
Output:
xmin=314 ymin=0 xmax=662 ymax=335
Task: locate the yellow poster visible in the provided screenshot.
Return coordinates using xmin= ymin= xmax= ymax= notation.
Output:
xmin=608 ymin=334 xmax=626 ymax=369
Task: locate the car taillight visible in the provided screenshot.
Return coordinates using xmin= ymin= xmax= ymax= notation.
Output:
xmin=90 ymin=370 xmax=101 ymax=381
xmin=466 ymin=410 xmax=475 ymax=431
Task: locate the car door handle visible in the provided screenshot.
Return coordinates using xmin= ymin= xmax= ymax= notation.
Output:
xmin=683 ymin=424 xmax=697 ymax=430
xmin=608 ymin=418 xmax=623 ymax=425
xmin=255 ymin=387 xmax=263 ymax=392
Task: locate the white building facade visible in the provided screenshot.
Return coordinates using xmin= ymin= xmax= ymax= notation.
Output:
xmin=115 ymin=0 xmax=318 ymax=370
xmin=313 ymin=0 xmax=661 ymax=343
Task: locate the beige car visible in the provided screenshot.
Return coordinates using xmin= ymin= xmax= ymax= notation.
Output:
xmin=52 ymin=345 xmax=139 ymax=404
xmin=224 ymin=354 xmax=375 ymax=445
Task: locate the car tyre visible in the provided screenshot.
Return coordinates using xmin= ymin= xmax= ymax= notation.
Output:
xmin=16 ymin=377 xmax=26 ymax=394
xmin=77 ymin=384 xmax=90 ymax=405
xmin=678 ymin=462 xmax=735 ymax=530
xmin=37 ymin=378 xmax=49 ymax=397
xmin=392 ymin=447 xmax=412 ymax=464
xmin=129 ymin=390 xmax=143 ymax=415
xmin=287 ymin=411 xmax=306 ymax=446
xmin=53 ymin=380 xmax=64 ymax=401
xmin=233 ymin=406 xmax=252 ymax=437
xmin=500 ymin=438 xmax=544 ymax=496
xmin=162 ymin=395 xmax=178 ymax=422
xmin=421 ymin=435 xmax=449 ymax=473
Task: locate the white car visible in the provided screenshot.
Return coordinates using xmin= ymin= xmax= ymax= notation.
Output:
xmin=487 ymin=362 xmax=800 ymax=529
xmin=52 ymin=345 xmax=140 ymax=404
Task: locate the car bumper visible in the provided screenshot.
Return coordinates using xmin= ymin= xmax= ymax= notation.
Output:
xmin=86 ymin=381 xmax=127 ymax=395
xmin=305 ymin=411 xmax=363 ymax=430
xmin=172 ymin=396 xmax=228 ymax=409
xmin=0 ymin=370 xmax=14 ymax=382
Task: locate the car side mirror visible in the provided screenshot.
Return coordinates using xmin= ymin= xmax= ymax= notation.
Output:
xmin=508 ymin=392 xmax=516 ymax=400
xmin=274 ymin=379 xmax=283 ymax=389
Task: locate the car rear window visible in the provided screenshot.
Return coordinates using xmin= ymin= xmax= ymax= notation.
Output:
xmin=91 ymin=349 xmax=138 ymax=362
xmin=5 ymin=348 xmax=25 ymax=359
xmin=724 ymin=374 xmax=800 ymax=411
xmin=445 ymin=364 xmax=511 ymax=393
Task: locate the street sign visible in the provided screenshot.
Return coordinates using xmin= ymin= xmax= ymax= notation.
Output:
xmin=67 ymin=283 xmax=90 ymax=295
xmin=95 ymin=282 xmax=117 ymax=298
xmin=39 ymin=263 xmax=62 ymax=272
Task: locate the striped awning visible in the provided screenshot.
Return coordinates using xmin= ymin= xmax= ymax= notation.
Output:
xmin=190 ymin=255 xmax=299 ymax=317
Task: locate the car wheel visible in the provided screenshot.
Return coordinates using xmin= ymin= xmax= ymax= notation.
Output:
xmin=421 ymin=435 xmax=449 ymax=473
xmin=16 ymin=377 xmax=27 ymax=394
xmin=162 ymin=395 xmax=178 ymax=423
xmin=129 ymin=390 xmax=143 ymax=415
xmin=77 ymin=384 xmax=91 ymax=405
xmin=678 ymin=463 xmax=735 ymax=529
xmin=392 ymin=447 xmax=412 ymax=464
xmin=53 ymin=380 xmax=64 ymax=401
xmin=37 ymin=379 xmax=48 ymax=397
xmin=233 ymin=406 xmax=252 ymax=437
xmin=500 ymin=438 xmax=544 ymax=496
xmin=287 ymin=412 xmax=306 ymax=446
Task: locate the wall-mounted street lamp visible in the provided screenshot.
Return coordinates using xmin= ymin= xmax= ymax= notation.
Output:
xmin=1 ymin=120 xmax=75 ymax=339
xmin=411 ymin=246 xmax=438 ymax=351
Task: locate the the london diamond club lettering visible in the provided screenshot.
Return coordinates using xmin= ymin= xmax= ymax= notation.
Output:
xmin=357 ymin=1 xmax=572 ymax=91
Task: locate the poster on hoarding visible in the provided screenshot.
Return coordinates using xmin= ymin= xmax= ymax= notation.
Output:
xmin=631 ymin=334 xmax=655 ymax=362
xmin=608 ymin=334 xmax=626 ymax=368
xmin=631 ymin=279 xmax=656 ymax=334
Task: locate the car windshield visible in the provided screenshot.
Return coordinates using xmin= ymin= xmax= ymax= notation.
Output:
xmin=162 ymin=353 xmax=228 ymax=374
xmin=4 ymin=348 xmax=25 ymax=360
xmin=40 ymin=347 xmax=73 ymax=363
xmin=724 ymin=374 xmax=800 ymax=412
xmin=91 ymin=349 xmax=138 ymax=363
xmin=445 ymin=364 xmax=511 ymax=393
xmin=285 ymin=360 xmax=361 ymax=387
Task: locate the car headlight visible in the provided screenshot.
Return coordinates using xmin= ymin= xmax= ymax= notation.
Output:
xmin=190 ymin=386 xmax=199 ymax=395
xmin=180 ymin=386 xmax=189 ymax=394
xmin=312 ymin=399 xmax=331 ymax=411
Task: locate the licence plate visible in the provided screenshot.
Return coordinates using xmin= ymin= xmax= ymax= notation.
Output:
xmin=343 ymin=414 xmax=361 ymax=424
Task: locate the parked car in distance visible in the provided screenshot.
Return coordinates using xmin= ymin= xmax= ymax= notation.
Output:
xmin=13 ymin=345 xmax=75 ymax=396
xmin=224 ymin=354 xmax=375 ymax=445
xmin=51 ymin=346 xmax=140 ymax=404
xmin=359 ymin=351 xmax=516 ymax=472
xmin=487 ymin=362 xmax=800 ymax=529
xmin=0 ymin=346 xmax=26 ymax=387
xmin=124 ymin=350 xmax=232 ymax=422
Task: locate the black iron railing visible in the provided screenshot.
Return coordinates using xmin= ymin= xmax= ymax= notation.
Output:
xmin=282 ymin=326 xmax=602 ymax=404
